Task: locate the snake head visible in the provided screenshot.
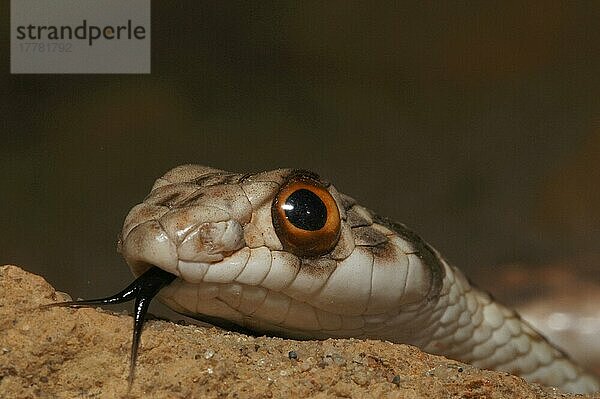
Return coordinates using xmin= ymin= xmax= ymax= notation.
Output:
xmin=118 ymin=164 xmax=440 ymax=339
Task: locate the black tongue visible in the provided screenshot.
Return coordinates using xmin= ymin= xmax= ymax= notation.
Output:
xmin=44 ymin=266 xmax=177 ymax=385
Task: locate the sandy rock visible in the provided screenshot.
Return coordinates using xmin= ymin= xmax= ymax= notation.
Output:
xmin=0 ymin=265 xmax=596 ymax=398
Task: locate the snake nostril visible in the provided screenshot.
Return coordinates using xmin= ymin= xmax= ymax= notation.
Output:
xmin=177 ymin=220 xmax=245 ymax=263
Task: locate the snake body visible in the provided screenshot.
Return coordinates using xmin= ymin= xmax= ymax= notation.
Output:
xmin=113 ymin=164 xmax=599 ymax=393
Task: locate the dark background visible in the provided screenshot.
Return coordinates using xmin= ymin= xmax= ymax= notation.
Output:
xmin=2 ymin=2 xmax=599 ymax=361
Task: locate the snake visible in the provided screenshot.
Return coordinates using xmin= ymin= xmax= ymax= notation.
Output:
xmin=50 ymin=164 xmax=600 ymax=394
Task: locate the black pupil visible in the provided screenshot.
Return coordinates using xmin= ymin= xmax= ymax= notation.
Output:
xmin=283 ymin=189 xmax=327 ymax=231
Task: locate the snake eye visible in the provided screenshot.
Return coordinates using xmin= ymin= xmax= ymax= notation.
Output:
xmin=272 ymin=176 xmax=341 ymax=258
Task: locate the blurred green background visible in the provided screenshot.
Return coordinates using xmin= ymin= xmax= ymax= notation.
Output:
xmin=2 ymin=3 xmax=599 ymax=315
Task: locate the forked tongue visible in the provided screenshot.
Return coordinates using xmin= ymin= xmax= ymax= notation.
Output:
xmin=45 ymin=266 xmax=176 ymax=387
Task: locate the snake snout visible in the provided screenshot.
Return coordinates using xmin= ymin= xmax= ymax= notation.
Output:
xmin=121 ymin=218 xmax=179 ymax=277
xmin=121 ymin=212 xmax=246 ymax=279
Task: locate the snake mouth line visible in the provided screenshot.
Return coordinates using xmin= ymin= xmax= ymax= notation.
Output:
xmin=44 ymin=265 xmax=176 ymax=385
